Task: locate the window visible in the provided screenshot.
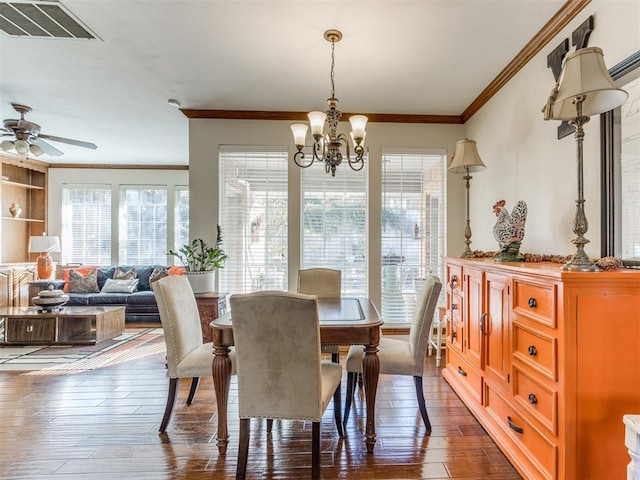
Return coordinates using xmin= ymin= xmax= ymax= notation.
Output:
xmin=301 ymin=157 xmax=367 ymax=295
xmin=61 ymin=184 xmax=112 ymax=265
xmin=119 ymin=186 xmax=168 ymax=264
xmin=381 ymin=151 xmax=446 ymax=323
xmin=175 ymin=186 xmax=189 ymax=251
xmin=219 ymin=147 xmax=288 ymax=293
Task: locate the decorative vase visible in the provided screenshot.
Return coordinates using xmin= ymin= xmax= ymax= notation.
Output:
xmin=184 ymin=270 xmax=216 ymax=294
xmin=9 ymin=201 xmax=21 ymax=218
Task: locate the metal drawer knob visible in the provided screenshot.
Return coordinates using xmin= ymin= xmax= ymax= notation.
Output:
xmin=528 ymin=297 xmax=537 ymax=308
xmin=528 ymin=393 xmax=538 ymax=405
xmin=527 ymin=345 xmax=537 ymax=356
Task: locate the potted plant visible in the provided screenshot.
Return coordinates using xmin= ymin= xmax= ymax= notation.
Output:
xmin=168 ymin=225 xmax=228 ymax=294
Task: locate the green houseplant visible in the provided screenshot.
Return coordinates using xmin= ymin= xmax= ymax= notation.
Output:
xmin=168 ymin=225 xmax=228 ymax=293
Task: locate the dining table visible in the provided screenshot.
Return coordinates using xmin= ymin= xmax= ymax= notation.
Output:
xmin=210 ymin=296 xmax=382 ymax=454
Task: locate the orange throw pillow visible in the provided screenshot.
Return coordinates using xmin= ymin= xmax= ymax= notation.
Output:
xmin=167 ymin=265 xmax=186 ymax=276
xmin=62 ymin=266 xmax=97 ymax=292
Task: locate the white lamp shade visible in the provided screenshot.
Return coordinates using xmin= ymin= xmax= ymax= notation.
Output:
xmin=28 ymin=235 xmax=61 ymax=253
xmin=448 ymin=138 xmax=487 ymax=173
xmin=307 ymin=111 xmax=327 ymax=136
xmin=14 ymin=139 xmax=29 ymax=155
xmin=29 ymin=144 xmax=44 ymax=157
xmin=290 ymin=123 xmax=308 ymax=147
xmin=349 ymin=115 xmax=368 ymax=141
xmin=549 ymin=47 xmax=628 ymax=120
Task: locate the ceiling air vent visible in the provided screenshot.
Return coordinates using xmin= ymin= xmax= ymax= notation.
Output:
xmin=0 ymin=1 xmax=97 ymax=39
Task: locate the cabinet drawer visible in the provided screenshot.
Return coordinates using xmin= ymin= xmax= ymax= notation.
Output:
xmin=512 ymin=364 xmax=558 ymax=435
xmin=446 ymin=347 xmax=483 ymax=405
xmin=513 ymin=322 xmax=557 ymax=381
xmin=513 ymin=278 xmax=557 ymax=328
xmin=6 ymin=317 xmax=56 ymax=343
xmin=485 ymin=383 xmax=558 ymax=480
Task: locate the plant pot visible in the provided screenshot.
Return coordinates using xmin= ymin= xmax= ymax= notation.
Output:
xmin=184 ymin=271 xmax=216 ymax=294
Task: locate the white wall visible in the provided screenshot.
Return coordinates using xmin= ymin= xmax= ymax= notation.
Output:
xmin=47 ymin=168 xmax=188 ymax=264
xmin=465 ymin=0 xmax=640 ymax=256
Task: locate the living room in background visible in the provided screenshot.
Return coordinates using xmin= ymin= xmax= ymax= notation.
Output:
xmin=218 ymin=147 xmax=288 ymax=293
xmin=61 ymin=184 xmax=112 ymax=265
xmin=301 ymin=150 xmax=367 ymax=296
xmin=381 ymin=150 xmax=446 ymax=324
xmin=118 ymin=185 xmax=167 ymax=265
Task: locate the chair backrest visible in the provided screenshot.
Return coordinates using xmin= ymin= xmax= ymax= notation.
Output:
xmin=297 ymin=268 xmax=341 ymax=298
xmin=229 ymin=291 xmax=324 ymax=421
xmin=409 ymin=275 xmax=443 ymax=368
xmin=152 ymin=275 xmax=204 ymax=377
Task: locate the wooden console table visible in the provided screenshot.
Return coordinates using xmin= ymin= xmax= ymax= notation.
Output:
xmin=194 ymin=292 xmax=228 ymax=343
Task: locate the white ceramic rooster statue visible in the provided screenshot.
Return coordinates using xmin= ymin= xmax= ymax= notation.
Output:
xmin=492 ymin=199 xmax=527 ymax=262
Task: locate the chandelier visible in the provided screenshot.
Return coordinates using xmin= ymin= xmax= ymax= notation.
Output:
xmin=290 ymin=29 xmax=368 ymax=177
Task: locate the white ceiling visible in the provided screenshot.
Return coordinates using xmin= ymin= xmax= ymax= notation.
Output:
xmin=0 ymin=0 xmax=567 ymax=166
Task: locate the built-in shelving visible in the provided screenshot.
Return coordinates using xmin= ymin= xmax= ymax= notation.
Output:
xmin=0 ymin=154 xmax=48 ymax=264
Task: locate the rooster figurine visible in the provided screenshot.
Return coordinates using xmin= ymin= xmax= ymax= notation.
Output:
xmin=492 ymin=199 xmax=527 ymax=262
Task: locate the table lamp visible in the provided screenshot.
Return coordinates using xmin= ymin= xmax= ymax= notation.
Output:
xmin=448 ymin=139 xmax=487 ymax=257
xmin=543 ymin=46 xmax=628 ymax=271
xmin=28 ymin=234 xmax=61 ymax=279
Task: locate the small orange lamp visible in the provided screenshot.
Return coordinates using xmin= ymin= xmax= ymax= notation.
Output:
xmin=28 ymin=234 xmax=61 ymax=280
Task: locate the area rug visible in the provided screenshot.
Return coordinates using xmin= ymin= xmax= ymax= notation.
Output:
xmin=0 ymin=328 xmax=165 ymax=373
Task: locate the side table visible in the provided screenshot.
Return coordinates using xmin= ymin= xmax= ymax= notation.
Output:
xmin=195 ymin=292 xmax=228 ymax=343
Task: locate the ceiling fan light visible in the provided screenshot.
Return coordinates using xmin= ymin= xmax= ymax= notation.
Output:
xmin=0 ymin=140 xmax=14 ymax=152
xmin=14 ymin=139 xmax=29 ymax=155
xmin=29 ymin=144 xmax=44 ymax=157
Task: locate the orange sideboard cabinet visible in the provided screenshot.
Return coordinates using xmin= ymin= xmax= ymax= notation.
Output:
xmin=442 ymin=257 xmax=640 ymax=480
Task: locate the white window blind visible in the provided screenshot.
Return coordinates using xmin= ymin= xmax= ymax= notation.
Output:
xmin=119 ymin=185 xmax=167 ymax=264
xmin=174 ymin=186 xmax=189 ymax=252
xmin=219 ymin=147 xmax=288 ymax=293
xmin=381 ymin=151 xmax=446 ymax=324
xmin=61 ymin=184 xmax=112 ymax=265
xmin=301 ymin=156 xmax=368 ymax=296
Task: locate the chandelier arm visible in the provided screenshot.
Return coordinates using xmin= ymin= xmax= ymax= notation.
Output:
xmin=348 ymin=144 xmax=366 ymax=171
xmin=293 ymin=149 xmax=314 ymax=168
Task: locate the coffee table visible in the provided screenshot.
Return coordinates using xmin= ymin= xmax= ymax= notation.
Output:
xmin=0 ymin=306 xmax=125 ymax=345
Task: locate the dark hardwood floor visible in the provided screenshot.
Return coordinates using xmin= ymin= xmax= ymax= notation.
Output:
xmin=0 ymin=332 xmax=522 ymax=479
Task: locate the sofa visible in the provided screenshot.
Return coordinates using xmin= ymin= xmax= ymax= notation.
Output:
xmin=51 ymin=265 xmax=184 ymax=323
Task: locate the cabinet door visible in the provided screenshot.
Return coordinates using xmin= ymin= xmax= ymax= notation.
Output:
xmin=484 ymin=272 xmax=511 ymax=391
xmin=463 ymin=267 xmax=484 ymax=370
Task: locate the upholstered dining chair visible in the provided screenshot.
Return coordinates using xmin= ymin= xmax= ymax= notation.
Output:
xmin=230 ymin=291 xmax=343 ymax=480
xmin=343 ymin=275 xmax=442 ymax=431
xmin=152 ymin=275 xmax=235 ymax=433
xmin=297 ymin=268 xmax=342 ymax=363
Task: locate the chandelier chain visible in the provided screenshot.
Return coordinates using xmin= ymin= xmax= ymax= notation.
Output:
xmin=330 ymin=39 xmax=336 ymax=99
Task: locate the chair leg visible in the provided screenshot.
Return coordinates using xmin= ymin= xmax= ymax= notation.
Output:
xmin=343 ymin=372 xmax=356 ymax=427
xmin=312 ymin=421 xmax=321 ymax=480
xmin=186 ymin=377 xmax=200 ymax=405
xmin=236 ymin=418 xmax=250 ymax=480
xmin=159 ymin=378 xmax=179 ymax=433
xmin=357 ymin=372 xmax=363 ymax=388
xmin=267 ymin=419 xmax=273 ymax=433
xmin=414 ymin=376 xmax=432 ymax=432
xmin=331 ymin=352 xmax=339 ymax=363
xmin=333 ymin=380 xmax=343 ymax=436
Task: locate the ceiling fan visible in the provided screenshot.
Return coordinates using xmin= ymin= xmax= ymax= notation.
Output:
xmin=0 ymin=103 xmax=97 ymax=157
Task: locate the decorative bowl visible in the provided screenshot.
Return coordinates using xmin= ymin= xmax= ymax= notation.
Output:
xmin=32 ymin=293 xmax=69 ymax=311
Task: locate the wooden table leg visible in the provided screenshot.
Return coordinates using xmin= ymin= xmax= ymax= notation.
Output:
xmin=362 ymin=342 xmax=380 ymax=453
xmin=212 ymin=344 xmax=232 ymax=454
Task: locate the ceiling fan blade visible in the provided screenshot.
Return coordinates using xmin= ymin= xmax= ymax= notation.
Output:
xmin=39 ymin=134 xmax=97 ymax=150
xmin=33 ymin=138 xmax=64 ymax=156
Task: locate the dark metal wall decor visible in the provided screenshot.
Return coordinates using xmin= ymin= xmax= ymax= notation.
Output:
xmin=546 ymin=15 xmax=595 ymax=139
